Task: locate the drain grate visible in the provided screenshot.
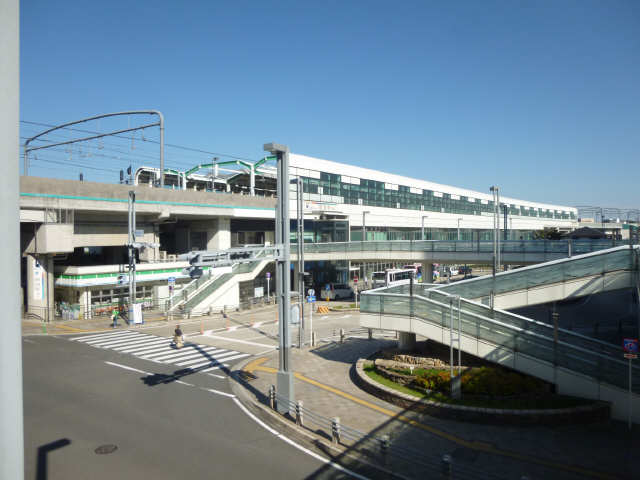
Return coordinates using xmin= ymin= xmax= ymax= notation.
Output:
xmin=94 ymin=444 xmax=118 ymax=455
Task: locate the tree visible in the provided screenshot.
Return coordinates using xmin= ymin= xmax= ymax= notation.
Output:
xmin=533 ymin=227 xmax=562 ymax=240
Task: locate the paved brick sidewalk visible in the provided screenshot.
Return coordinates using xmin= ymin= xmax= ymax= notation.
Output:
xmin=236 ymin=335 xmax=637 ymax=480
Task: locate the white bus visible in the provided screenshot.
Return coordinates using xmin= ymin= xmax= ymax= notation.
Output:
xmin=371 ymin=269 xmax=415 ymax=288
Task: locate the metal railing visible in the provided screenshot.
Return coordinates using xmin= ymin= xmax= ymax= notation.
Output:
xmin=361 ymin=246 xmax=640 ymax=393
xmin=435 ymin=245 xmax=637 ymax=300
xmin=291 ymin=238 xmax=629 ymax=256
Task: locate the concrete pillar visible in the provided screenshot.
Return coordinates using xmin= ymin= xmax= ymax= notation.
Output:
xmin=207 ymin=217 xmax=231 ymax=251
xmin=79 ymin=288 xmax=92 ymax=320
xmin=421 ymin=262 xmax=433 ymax=283
xmin=398 ymin=331 xmax=416 ymax=351
xmin=26 ymin=254 xmax=55 ymax=321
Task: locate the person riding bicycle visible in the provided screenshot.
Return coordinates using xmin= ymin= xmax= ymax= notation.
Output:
xmin=173 ymin=324 xmax=184 ymax=349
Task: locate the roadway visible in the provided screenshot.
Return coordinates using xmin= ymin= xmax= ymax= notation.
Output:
xmin=22 ymin=330 xmax=365 ymax=479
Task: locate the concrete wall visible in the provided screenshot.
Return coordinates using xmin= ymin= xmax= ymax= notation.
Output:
xmin=20 ymin=176 xmax=275 ymax=219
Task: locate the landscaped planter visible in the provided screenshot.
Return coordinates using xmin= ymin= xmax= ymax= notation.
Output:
xmin=354 ymin=359 xmax=611 ymax=425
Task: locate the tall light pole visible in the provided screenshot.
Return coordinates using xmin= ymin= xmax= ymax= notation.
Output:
xmin=264 ymin=142 xmax=294 ymax=414
xmin=421 ymin=215 xmax=428 ymax=240
xmin=457 ymin=217 xmax=463 ymax=241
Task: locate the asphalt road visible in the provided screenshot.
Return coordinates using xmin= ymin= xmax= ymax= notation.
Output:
xmin=22 ymin=335 xmax=358 ymax=479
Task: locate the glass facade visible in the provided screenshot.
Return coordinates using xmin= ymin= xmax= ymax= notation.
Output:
xmin=296 ymin=169 xmax=575 ymax=220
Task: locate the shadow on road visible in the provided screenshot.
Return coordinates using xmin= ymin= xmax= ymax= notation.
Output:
xmin=36 ymin=438 xmax=71 ymax=480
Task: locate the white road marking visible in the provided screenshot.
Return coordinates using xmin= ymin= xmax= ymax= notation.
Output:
xmin=201 ymin=365 xmax=226 ymax=373
xmin=203 ymin=388 xmax=236 ymax=398
xmin=105 ymin=361 xmax=150 ymax=375
xmin=159 ymin=349 xmax=229 ymax=365
xmin=231 ymin=398 xmax=371 ymax=480
xmin=148 ymin=346 xmax=226 ymax=362
xmin=227 ymin=326 xmax=238 ymax=332
xmin=111 ymin=337 xmax=168 ymax=350
xmin=341 ymin=315 xmax=351 ymax=319
xmin=23 ymin=338 xmax=37 ymax=344
xmin=126 ymin=343 xmax=177 ymax=356
xmin=251 ymin=322 xmax=263 ymax=328
xmin=78 ymin=331 xmax=138 ymax=343
xmin=205 ymin=334 xmax=276 ymax=348
xmin=185 ymin=353 xmax=249 ymax=369
xmin=174 ymin=350 xmax=238 ymax=367
xmin=72 ymin=331 xmax=131 ymax=341
xmin=84 ymin=333 xmax=143 ymax=346
xmin=116 ymin=339 xmax=172 ymax=353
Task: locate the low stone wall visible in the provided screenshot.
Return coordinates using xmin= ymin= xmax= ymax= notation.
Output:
xmin=354 ymin=359 xmax=611 ymax=426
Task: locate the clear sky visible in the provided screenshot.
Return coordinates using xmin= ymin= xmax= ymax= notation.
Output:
xmin=20 ymin=0 xmax=640 ymax=209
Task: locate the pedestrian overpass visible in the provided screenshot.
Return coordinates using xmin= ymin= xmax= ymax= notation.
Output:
xmin=360 ymin=245 xmax=640 ymax=422
xmin=291 ymin=238 xmax=629 ymax=264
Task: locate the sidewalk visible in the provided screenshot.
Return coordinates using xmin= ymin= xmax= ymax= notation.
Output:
xmin=231 ymin=335 xmax=637 ymax=480
xmin=20 ymin=303 xmax=281 ymax=337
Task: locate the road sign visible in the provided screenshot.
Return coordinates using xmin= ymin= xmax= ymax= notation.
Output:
xmin=354 ymin=276 xmax=358 ymax=283
xmin=624 ymin=353 xmax=638 ymax=359
xmin=308 ymin=288 xmax=315 ymax=296
xmin=168 ymin=276 xmax=176 ymax=286
xmin=307 ymin=295 xmax=316 ymax=303
xmin=266 ymin=272 xmax=271 ymax=279
xmin=623 ymin=338 xmax=639 ymax=354
xmin=134 ymin=229 xmax=144 ymax=239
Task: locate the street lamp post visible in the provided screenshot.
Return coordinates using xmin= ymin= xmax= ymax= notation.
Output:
xmin=457 ymin=217 xmax=463 ymax=241
xmin=264 ymin=142 xmax=294 ymax=414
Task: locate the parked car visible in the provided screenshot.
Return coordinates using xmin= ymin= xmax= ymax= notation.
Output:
xmin=459 ymin=265 xmax=473 ymax=275
xmin=320 ymin=283 xmax=354 ymax=300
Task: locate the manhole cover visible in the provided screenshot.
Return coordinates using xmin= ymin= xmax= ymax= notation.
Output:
xmin=94 ymin=444 xmax=118 ymax=455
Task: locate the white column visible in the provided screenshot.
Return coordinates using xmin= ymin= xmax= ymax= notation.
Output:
xmin=80 ymin=289 xmax=92 ymax=319
xmin=26 ymin=254 xmax=55 ymax=321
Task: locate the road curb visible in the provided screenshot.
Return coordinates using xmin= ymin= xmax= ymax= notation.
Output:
xmin=228 ymin=357 xmax=411 ymax=480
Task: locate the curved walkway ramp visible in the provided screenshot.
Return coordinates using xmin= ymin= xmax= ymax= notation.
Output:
xmin=361 ymin=245 xmax=640 ymax=422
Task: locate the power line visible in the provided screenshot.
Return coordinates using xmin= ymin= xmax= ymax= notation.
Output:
xmin=21 ymin=119 xmax=260 ymax=163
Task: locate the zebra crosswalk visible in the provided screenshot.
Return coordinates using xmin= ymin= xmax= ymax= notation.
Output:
xmin=70 ymin=330 xmax=250 ymax=373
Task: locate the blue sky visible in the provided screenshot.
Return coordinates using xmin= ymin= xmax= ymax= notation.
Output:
xmin=20 ymin=0 xmax=640 ymax=208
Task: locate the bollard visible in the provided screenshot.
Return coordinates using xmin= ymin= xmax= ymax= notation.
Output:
xmin=295 ymin=400 xmax=304 ymax=426
xmin=340 ymin=328 xmax=345 ymax=343
xmin=311 ymin=331 xmax=316 ymax=347
xmin=441 ymin=454 xmax=452 ymax=479
xmin=380 ymin=434 xmax=390 ymax=464
xmin=331 ymin=417 xmax=341 ymax=444
xmin=269 ymin=385 xmax=276 ymax=410
xmin=368 ymin=328 xmax=372 ymax=340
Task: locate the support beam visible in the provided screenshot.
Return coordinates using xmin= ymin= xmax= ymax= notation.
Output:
xmin=398 ymin=332 xmax=416 ymax=350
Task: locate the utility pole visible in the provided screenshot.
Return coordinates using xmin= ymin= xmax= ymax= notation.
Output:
xmin=296 ymin=176 xmax=305 ymax=348
xmin=128 ymin=191 xmax=137 ymax=323
xmin=264 ymin=143 xmax=294 ymax=413
xmin=1 ymin=2 xmax=24 ymax=476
